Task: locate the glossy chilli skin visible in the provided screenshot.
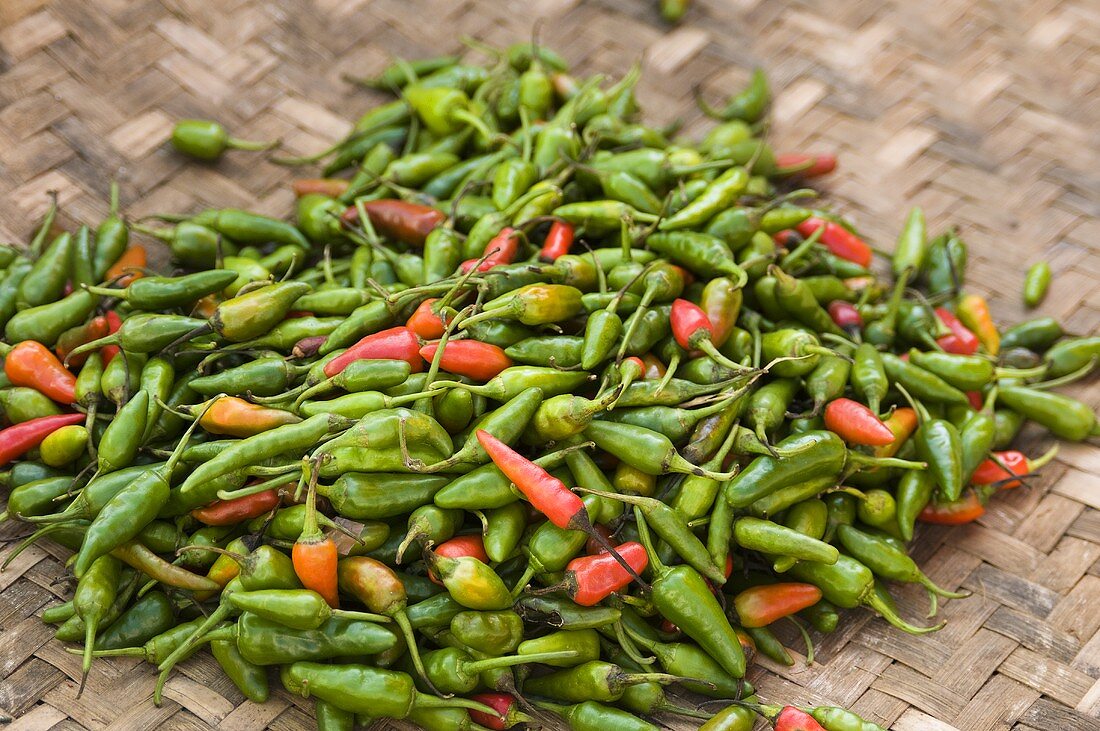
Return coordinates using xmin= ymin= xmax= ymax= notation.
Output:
xmin=3 ymin=39 xmax=1093 ymax=731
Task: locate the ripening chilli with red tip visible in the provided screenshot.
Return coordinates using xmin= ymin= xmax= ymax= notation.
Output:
xmin=775 ymin=706 xmax=827 ymax=731
xmin=540 ymin=221 xmax=574 ymax=261
xmin=935 ymin=308 xmax=980 ymax=355
xmin=462 ymin=227 xmax=520 ymax=272
xmin=775 ymin=152 xmax=837 ymax=178
xmin=469 ymin=692 xmax=532 ymax=729
xmin=191 ymin=489 xmax=282 ymax=526
xmin=428 ymin=534 xmax=491 ymax=584
xmin=670 ymin=298 xmax=751 ymax=373
xmin=795 ymin=218 xmax=872 ymax=268
xmin=824 ymin=398 xmax=896 ymax=446
xmin=6 ymin=341 xmax=77 ymax=404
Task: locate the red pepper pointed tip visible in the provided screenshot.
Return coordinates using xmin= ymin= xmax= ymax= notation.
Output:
xmin=971 ymin=450 xmax=1029 ymax=489
xmin=775 ymin=152 xmax=838 ymax=178
xmin=796 ymin=218 xmax=872 ymax=269
xmin=469 ymin=692 xmax=517 ymax=730
xmin=824 ymin=397 xmax=896 ymax=446
xmin=776 ymin=705 xmax=827 ymax=731
xmin=434 ymin=534 xmax=489 ymax=563
xmin=670 ymin=298 xmax=714 ymax=350
xmin=827 ymin=300 xmax=863 ymax=331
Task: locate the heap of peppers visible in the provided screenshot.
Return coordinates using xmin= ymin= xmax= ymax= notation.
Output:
xmin=1 ymin=40 xmax=1095 ymax=731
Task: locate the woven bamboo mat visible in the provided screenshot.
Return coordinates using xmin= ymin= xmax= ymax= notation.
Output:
xmin=1 ymin=0 xmax=1098 ymax=728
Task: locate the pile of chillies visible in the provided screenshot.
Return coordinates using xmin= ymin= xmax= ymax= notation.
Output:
xmin=2 ymin=40 xmax=1097 ymax=731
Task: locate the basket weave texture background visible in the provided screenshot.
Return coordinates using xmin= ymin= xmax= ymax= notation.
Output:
xmin=1 ymin=0 xmax=1099 ymax=729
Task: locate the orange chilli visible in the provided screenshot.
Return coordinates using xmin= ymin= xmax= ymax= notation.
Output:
xmin=194 ymin=397 xmax=301 ymax=437
xmin=5 ymin=341 xmax=77 ymax=404
xmin=105 ymin=245 xmax=147 ymax=286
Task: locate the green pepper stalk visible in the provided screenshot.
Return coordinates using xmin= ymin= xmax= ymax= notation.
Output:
xmin=64 ymin=314 xmax=209 ymax=364
xmin=429 ymin=351 xmax=589 ymax=395
xmin=170 ymin=119 xmax=279 ymax=161
xmin=695 ymin=68 xmax=770 ymax=122
xmin=74 ymin=555 xmax=121 ymax=696
xmin=617 ymin=625 xmax=748 ymax=700
xmin=631 ymin=506 xmax=747 ymax=679
xmin=584 ymin=420 xmax=740 ymax=481
xmin=523 ymin=659 xmax=700 ymax=704
xmin=394 ymin=505 xmax=463 ymax=564
xmin=280 ymin=662 xmax=495 ymax=719
xmin=72 ymin=398 xmax=211 ymax=579
xmin=788 ymin=554 xmax=944 ymax=635
xmin=78 ymin=616 xmax=223 ymax=666
xmin=598 ymin=384 xmax=749 ymax=444
xmin=599 ymin=641 xmax=716 ymax=718
xmin=423 ymin=646 xmax=578 ymax=695
xmin=225 ymin=589 xmax=390 ymax=629
xmin=84 ymin=270 xmax=238 ymax=310
xmin=28 ymin=189 xmax=59 ymax=258
xmin=836 ymin=525 xmax=969 ymax=617
xmin=153 ymin=542 xmax=303 ymax=703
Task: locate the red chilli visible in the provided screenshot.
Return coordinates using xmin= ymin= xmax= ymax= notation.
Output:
xmin=418 ymin=340 xmax=512 ymax=382
xmin=462 ymin=227 xmax=520 ymax=272
xmin=406 ymin=298 xmax=448 ymax=340
xmin=475 ymin=429 xmax=646 ymax=584
xmin=469 ymin=692 xmax=532 ymax=729
xmin=827 ymin=300 xmax=863 ymax=336
xmin=0 ymin=413 xmax=85 ymax=467
xmin=563 ymin=541 xmax=649 ymax=606
xmin=340 ymin=199 xmax=445 ymax=247
xmin=795 ymin=218 xmax=872 ymax=268
xmin=191 ymin=489 xmax=281 ymax=526
xmin=823 ymin=398 xmax=896 ymax=446
xmin=102 ymin=310 xmax=123 ymax=364
xmin=539 ymin=221 xmax=574 ymax=262
xmin=971 ymin=445 xmax=1058 ymax=489
xmin=774 ymin=152 xmax=837 ymax=178
xmin=323 ymin=326 xmax=424 ymax=377
xmin=935 ymin=308 xmax=980 ymax=355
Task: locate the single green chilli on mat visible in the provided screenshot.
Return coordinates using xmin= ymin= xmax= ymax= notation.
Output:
xmin=1 ymin=37 xmax=1094 ymax=731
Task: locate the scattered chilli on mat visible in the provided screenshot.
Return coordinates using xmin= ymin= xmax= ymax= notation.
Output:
xmin=1 ymin=39 xmax=1095 ymax=731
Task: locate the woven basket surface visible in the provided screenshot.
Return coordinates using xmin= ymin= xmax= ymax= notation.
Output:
xmin=1 ymin=0 xmax=1098 ymax=729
